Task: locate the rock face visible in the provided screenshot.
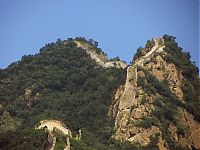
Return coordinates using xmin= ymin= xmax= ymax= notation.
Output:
xmin=35 ymin=120 xmax=73 ymax=150
xmin=24 ymin=84 xmax=41 ymax=107
xmin=109 ymin=37 xmax=200 ymax=149
xmin=188 ymin=128 xmax=200 ymax=149
xmin=143 ymin=55 xmax=184 ymax=100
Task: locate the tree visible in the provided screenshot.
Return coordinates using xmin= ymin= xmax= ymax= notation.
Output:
xmin=110 ymin=56 xmax=120 ymax=61
xmin=94 ymin=41 xmax=98 ymax=47
xmin=0 ymin=111 xmax=21 ymax=133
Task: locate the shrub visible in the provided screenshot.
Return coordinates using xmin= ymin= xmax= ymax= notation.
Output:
xmin=145 ymin=40 xmax=154 ymax=49
xmin=137 ymin=76 xmax=146 ymax=87
xmin=110 ymin=56 xmax=121 ymax=61
xmin=135 ymin=116 xmax=159 ymax=128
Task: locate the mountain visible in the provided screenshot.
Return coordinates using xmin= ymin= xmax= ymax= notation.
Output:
xmin=0 ymin=35 xmax=199 ymax=150
xmin=109 ymin=36 xmax=200 ymax=150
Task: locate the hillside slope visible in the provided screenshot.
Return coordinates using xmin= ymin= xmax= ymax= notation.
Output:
xmin=0 ymin=37 xmax=127 ymax=149
xmin=0 ymin=35 xmax=199 ymax=150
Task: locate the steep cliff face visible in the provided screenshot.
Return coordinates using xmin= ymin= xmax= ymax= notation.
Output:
xmin=109 ymin=36 xmax=200 ymax=149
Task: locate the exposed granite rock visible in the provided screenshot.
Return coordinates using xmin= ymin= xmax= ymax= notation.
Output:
xmin=144 ymin=55 xmax=184 ymax=100
xmin=189 ymin=128 xmax=200 ymax=149
xmin=109 ymin=37 xmax=200 ymax=149
xmin=24 ymin=84 xmax=41 ymax=107
xmin=157 ymin=137 xmax=168 ymax=150
xmin=128 ymin=126 xmax=161 ymax=146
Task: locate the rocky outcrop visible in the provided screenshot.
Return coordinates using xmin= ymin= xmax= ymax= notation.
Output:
xmin=178 ymin=109 xmax=200 ymax=149
xmin=109 ymin=37 xmax=200 ymax=149
xmin=157 ymin=137 xmax=168 ymax=150
xmin=188 ymin=128 xmax=200 ymax=149
xmin=35 ymin=120 xmax=74 ymax=150
xmin=24 ymin=84 xmax=41 ymax=107
xmin=74 ymin=41 xmax=127 ymax=69
xmin=143 ymin=55 xmax=184 ymax=100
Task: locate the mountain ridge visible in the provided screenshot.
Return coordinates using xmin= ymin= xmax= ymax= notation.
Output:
xmin=0 ymin=35 xmax=199 ymax=150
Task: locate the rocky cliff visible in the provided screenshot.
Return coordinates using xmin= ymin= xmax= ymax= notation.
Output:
xmin=109 ymin=36 xmax=200 ymax=149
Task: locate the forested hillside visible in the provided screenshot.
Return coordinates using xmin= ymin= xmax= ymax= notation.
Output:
xmin=0 ymin=37 xmax=128 ymax=149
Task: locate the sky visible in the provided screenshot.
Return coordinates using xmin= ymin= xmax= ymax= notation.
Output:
xmin=0 ymin=0 xmax=199 ymax=69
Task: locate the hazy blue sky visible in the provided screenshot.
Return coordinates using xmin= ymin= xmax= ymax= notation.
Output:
xmin=0 ymin=0 xmax=199 ymax=68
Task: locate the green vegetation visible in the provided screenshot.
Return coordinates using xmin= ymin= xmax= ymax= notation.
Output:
xmin=132 ymin=47 xmax=144 ymax=61
xmin=157 ymin=38 xmax=164 ymax=47
xmin=0 ymin=128 xmax=47 ymax=150
xmin=53 ymin=132 xmax=66 ymax=150
xmin=110 ymin=56 xmax=121 ymax=61
xmin=0 ymin=37 xmax=127 ymax=149
xmin=136 ymin=67 xmax=183 ymax=149
xmin=75 ymin=37 xmax=107 ymax=57
xmin=135 ymin=116 xmax=159 ymax=128
xmin=176 ymin=123 xmax=188 ymax=137
xmin=132 ymin=39 xmax=155 ymax=63
xmin=137 ymin=76 xmax=146 ymax=87
xmin=145 ymin=40 xmax=154 ymax=50
xmin=0 ymin=35 xmax=199 ymax=149
xmin=142 ymin=69 xmax=174 ymax=99
xmin=0 ymin=111 xmax=21 ymax=133
xmin=163 ymin=34 xmax=200 ymax=121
